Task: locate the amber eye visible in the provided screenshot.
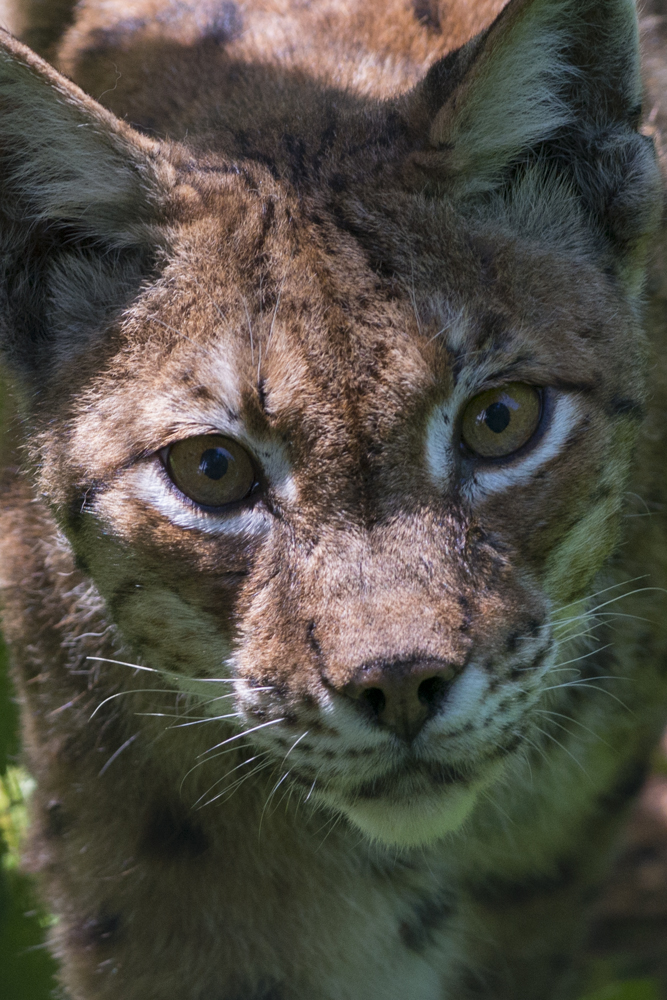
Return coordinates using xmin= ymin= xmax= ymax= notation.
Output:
xmin=166 ymin=434 xmax=256 ymax=507
xmin=460 ymin=383 xmax=542 ymax=459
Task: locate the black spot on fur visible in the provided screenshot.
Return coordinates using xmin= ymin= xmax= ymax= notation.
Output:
xmin=74 ymin=552 xmax=91 ymax=575
xmin=203 ymin=1 xmax=243 ymax=44
xmin=72 ymin=908 xmax=122 ymax=949
xmin=45 ymin=800 xmax=67 ymax=837
xmin=590 ymin=482 xmax=613 ymax=503
xmin=140 ymin=800 xmax=210 ymax=860
xmin=329 ymin=172 xmax=348 ymax=193
xmin=284 ymin=134 xmax=308 ymax=184
xmin=399 ymin=892 xmax=454 ymax=952
xmin=609 ymin=396 xmax=644 ymax=420
xmin=107 ymin=579 xmax=144 ymax=619
xmin=423 ymin=39 xmax=484 ymax=117
xmin=307 ymin=620 xmax=322 ymax=659
xmin=469 ymin=858 xmax=576 ymax=906
xmin=477 ymin=310 xmax=508 ymax=347
xmin=192 ymin=384 xmax=217 ymax=402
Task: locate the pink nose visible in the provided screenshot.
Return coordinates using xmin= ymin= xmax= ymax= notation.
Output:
xmin=343 ymin=658 xmax=459 ymax=742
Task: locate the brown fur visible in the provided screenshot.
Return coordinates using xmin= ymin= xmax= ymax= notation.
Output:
xmin=1 ymin=1 xmax=666 ymax=998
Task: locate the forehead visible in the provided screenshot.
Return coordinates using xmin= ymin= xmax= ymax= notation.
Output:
xmin=71 ymin=171 xmax=635 ymax=457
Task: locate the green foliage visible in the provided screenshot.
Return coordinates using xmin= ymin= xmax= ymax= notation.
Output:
xmin=0 ymin=638 xmax=58 ymax=999
xmin=0 ymin=631 xmax=19 ymax=772
xmin=581 ymin=981 xmax=662 ymax=1000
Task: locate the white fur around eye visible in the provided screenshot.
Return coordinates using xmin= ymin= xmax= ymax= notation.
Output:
xmin=463 ymin=393 xmax=582 ymax=500
xmin=126 ymin=461 xmax=272 ymax=536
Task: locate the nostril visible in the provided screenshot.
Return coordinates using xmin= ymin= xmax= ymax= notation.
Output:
xmin=360 ymin=687 xmax=386 ymax=719
xmin=417 ymin=675 xmax=451 ymax=711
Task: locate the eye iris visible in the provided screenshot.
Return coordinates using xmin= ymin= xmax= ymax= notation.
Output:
xmin=483 ymin=401 xmax=511 ymax=434
xmin=199 ymin=447 xmax=229 ymax=481
xmin=460 ymin=383 xmax=541 ymax=459
xmin=166 ymin=434 xmax=255 ymax=507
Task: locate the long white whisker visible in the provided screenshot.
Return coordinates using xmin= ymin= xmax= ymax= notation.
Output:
xmin=533 ymin=709 xmax=613 ymax=749
xmin=532 ymin=725 xmax=591 ymax=781
xmin=90 ymin=688 xmax=177 ymax=719
xmin=199 ymin=718 xmax=285 ymax=756
xmin=199 ymin=760 xmax=273 ymax=810
xmin=98 ymin=734 xmax=139 ymax=776
xmin=193 ymin=752 xmax=269 ymax=807
xmin=283 ymin=730 xmax=309 ymax=761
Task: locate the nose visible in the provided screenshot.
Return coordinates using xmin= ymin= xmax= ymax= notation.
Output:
xmin=343 ymin=659 xmax=458 ymax=742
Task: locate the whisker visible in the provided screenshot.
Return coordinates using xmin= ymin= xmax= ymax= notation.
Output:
xmin=552 ymin=575 xmax=649 ymax=614
xmin=90 ymin=688 xmax=177 ymax=720
xmin=98 ymin=734 xmax=139 ymax=776
xmin=533 ymin=709 xmax=613 ymax=750
xmin=532 ymin=725 xmax=592 ymax=781
xmin=86 ymin=656 xmax=247 ymax=686
xmin=199 ymin=759 xmax=274 ymax=810
xmin=283 ymin=730 xmax=309 ymax=761
xmin=87 ymin=656 xmax=158 ymax=673
xmin=193 ymin=752 xmax=269 ymax=807
xmin=258 ymin=770 xmax=291 ymax=840
xmin=179 ymin=742 xmax=253 ymax=792
xmin=552 ymin=644 xmax=613 ymax=669
xmin=544 ymin=679 xmax=634 ymax=714
xmin=304 ymin=779 xmax=317 ymax=803
xmin=199 ymin=718 xmax=285 ymax=756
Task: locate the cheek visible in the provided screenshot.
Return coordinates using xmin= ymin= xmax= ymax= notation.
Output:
xmin=111 ymin=586 xmax=235 ymax=677
xmin=542 ymin=494 xmax=624 ymax=604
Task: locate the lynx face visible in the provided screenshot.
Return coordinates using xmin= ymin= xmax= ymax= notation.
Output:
xmin=32 ymin=174 xmax=647 ymax=848
xmin=0 ymin=0 xmax=661 ymax=849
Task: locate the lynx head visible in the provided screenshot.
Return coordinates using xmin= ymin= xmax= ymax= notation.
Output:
xmin=0 ymin=0 xmax=661 ymax=846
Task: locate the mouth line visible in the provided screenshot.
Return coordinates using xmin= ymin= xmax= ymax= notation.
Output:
xmin=348 ymin=760 xmax=478 ymax=800
xmin=288 ymin=734 xmax=524 ymax=802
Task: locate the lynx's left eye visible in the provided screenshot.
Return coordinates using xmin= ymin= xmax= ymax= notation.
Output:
xmin=461 ymin=384 xmax=542 ymax=459
xmin=166 ymin=434 xmax=256 ymax=507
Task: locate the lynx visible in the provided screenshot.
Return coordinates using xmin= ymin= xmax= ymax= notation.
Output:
xmin=1 ymin=0 xmax=667 ymax=997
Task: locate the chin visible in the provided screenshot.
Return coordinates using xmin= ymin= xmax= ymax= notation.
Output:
xmin=336 ymin=783 xmax=482 ymax=849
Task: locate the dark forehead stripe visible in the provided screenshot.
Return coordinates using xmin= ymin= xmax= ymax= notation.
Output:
xmin=412 ymin=0 xmax=442 ymax=32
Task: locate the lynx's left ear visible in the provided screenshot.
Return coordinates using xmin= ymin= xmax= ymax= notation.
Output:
xmin=0 ymin=30 xmax=173 ymax=387
xmin=412 ymin=0 xmax=662 ymax=289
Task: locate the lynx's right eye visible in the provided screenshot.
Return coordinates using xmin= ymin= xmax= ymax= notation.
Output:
xmin=461 ymin=384 xmax=542 ymax=459
xmin=166 ymin=434 xmax=256 ymax=507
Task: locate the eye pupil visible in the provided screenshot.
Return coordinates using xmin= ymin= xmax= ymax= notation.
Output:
xmin=484 ymin=401 xmax=511 ymax=434
xmin=199 ymin=447 xmax=229 ymax=480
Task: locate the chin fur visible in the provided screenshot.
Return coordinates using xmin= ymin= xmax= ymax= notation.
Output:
xmin=336 ymin=784 xmax=482 ymax=848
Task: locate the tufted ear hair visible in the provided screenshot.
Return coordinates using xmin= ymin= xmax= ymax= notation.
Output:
xmin=0 ymin=30 xmax=170 ymax=385
xmin=410 ymin=0 xmax=662 ymax=291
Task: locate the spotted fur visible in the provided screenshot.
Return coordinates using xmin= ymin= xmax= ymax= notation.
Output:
xmin=0 ymin=1 xmax=666 ymax=998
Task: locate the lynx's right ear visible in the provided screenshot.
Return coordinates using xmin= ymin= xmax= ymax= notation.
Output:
xmin=409 ymin=0 xmax=662 ymax=291
xmin=0 ymin=30 xmax=171 ymax=384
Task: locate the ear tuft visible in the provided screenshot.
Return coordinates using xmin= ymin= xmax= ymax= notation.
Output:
xmin=411 ymin=0 xmax=661 ymax=290
xmin=428 ymin=0 xmax=580 ymax=193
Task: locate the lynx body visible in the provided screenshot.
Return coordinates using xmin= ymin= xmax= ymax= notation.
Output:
xmin=1 ymin=1 xmax=667 ymax=998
